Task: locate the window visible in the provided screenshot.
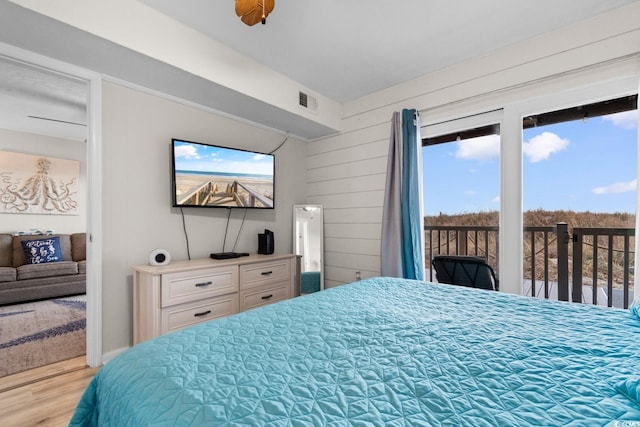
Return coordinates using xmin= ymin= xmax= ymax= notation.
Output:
xmin=522 ymin=95 xmax=638 ymax=306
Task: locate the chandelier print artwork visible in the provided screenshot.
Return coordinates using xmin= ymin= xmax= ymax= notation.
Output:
xmin=0 ymin=150 xmax=79 ymax=215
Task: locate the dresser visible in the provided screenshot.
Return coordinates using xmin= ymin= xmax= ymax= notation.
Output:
xmin=132 ymin=254 xmax=297 ymax=344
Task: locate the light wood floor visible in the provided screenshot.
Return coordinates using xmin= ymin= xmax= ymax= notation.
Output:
xmin=0 ymin=357 xmax=98 ymax=426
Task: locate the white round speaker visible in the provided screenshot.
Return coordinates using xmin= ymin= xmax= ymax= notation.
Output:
xmin=149 ymin=248 xmax=171 ymax=266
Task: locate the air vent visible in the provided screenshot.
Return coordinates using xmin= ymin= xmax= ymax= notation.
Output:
xmin=299 ymin=91 xmax=308 ymax=108
xmin=298 ymin=91 xmax=318 ymax=112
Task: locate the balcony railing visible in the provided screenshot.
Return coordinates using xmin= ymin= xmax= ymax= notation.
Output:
xmin=425 ymin=223 xmax=635 ymax=309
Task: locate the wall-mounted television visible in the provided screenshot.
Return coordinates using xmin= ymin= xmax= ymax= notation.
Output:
xmin=171 ymin=139 xmax=275 ymax=209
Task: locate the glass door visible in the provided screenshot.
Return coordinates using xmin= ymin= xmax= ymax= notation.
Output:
xmin=522 ymin=95 xmax=638 ymax=307
xmin=422 ymin=112 xmax=501 ymax=281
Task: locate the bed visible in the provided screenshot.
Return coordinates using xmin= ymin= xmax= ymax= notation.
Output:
xmin=70 ymin=277 xmax=640 ymax=426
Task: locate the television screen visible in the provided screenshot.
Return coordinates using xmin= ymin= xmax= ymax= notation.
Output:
xmin=171 ymin=139 xmax=275 ymax=209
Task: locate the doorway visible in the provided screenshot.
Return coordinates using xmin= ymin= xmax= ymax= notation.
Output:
xmin=521 ymin=95 xmax=638 ymax=305
xmin=0 ymin=45 xmax=102 ymax=374
xmin=421 ymin=111 xmax=502 ymax=280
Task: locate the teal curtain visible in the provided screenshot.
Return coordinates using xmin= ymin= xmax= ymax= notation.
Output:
xmin=381 ymin=109 xmax=424 ymax=280
xmin=401 ymin=109 xmax=424 ymax=280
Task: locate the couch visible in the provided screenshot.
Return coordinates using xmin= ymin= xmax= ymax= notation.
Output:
xmin=0 ymin=233 xmax=86 ymax=305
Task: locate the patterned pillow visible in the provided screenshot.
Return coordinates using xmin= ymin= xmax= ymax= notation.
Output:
xmin=618 ymin=376 xmax=640 ymax=404
xmin=20 ymin=237 xmax=64 ymax=264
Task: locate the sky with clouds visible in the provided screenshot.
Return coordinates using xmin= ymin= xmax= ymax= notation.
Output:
xmin=173 ymin=140 xmax=274 ymax=176
xmin=423 ymin=109 xmax=638 ymax=215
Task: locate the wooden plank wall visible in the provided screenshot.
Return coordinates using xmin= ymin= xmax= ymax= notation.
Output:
xmin=306 ymin=123 xmax=389 ymax=287
xmin=304 ymin=3 xmax=640 ymax=289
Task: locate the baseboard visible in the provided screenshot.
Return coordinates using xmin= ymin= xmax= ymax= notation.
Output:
xmin=101 ymin=346 xmax=129 ymax=365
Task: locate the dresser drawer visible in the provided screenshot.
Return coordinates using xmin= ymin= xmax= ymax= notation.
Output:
xmin=161 ymin=266 xmax=238 ymax=307
xmin=240 ymin=259 xmax=291 ymax=290
xmin=240 ymin=283 xmax=289 ymax=311
xmin=161 ymin=293 xmax=239 ymax=334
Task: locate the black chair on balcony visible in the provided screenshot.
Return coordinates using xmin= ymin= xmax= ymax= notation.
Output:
xmin=431 ymin=255 xmax=499 ymax=291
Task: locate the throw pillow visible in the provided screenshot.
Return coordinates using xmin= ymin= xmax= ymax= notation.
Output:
xmin=617 ymin=376 xmax=640 ymax=404
xmin=631 ymin=294 xmax=640 ymax=320
xmin=21 ymin=236 xmax=64 ymax=264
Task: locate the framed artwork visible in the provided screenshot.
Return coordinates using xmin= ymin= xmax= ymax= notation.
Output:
xmin=0 ymin=150 xmax=80 ymax=215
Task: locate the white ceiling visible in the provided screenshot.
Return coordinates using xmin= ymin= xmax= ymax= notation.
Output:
xmin=140 ymin=0 xmax=638 ymax=103
xmin=0 ymin=57 xmax=87 ymax=141
xmin=0 ymin=0 xmax=638 ymax=141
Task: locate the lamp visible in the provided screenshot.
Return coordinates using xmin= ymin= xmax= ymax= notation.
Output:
xmin=235 ymin=0 xmax=275 ymax=26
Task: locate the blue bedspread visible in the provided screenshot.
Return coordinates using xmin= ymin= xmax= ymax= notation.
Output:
xmin=70 ymin=277 xmax=640 ymax=426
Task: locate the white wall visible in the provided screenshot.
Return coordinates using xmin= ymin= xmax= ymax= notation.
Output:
xmin=309 ymin=2 xmax=640 ymax=288
xmin=101 ymin=81 xmax=307 ymax=353
xmin=0 ymin=128 xmax=86 ymax=234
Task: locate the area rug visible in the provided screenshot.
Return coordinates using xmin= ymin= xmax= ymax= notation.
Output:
xmin=0 ymin=295 xmax=86 ymax=378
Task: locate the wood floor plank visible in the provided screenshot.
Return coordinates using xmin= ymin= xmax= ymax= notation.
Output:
xmin=0 ymin=356 xmax=87 ymax=393
xmin=0 ymin=357 xmax=97 ymax=426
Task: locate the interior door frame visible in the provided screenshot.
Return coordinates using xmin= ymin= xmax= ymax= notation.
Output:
xmin=0 ymin=42 xmax=103 ymax=367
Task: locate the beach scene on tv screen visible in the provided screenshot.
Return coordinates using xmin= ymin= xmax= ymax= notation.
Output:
xmin=173 ymin=141 xmax=274 ymax=208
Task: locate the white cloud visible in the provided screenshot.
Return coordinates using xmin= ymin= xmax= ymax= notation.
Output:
xmin=492 ymin=196 xmax=500 ymax=204
xmin=523 ymin=132 xmax=569 ymax=163
xmin=253 ymin=154 xmax=265 ymax=161
xmin=602 ymin=110 xmax=638 ymax=130
xmin=592 ymin=179 xmax=637 ymax=195
xmin=454 ymin=134 xmax=499 ymax=161
xmin=174 ymin=144 xmax=200 ymax=159
xmin=464 ymin=190 xmax=477 ymax=196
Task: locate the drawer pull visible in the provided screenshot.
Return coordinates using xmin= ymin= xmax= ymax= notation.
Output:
xmin=261 ymin=294 xmax=273 ymax=300
xmin=194 ymin=310 xmax=212 ymax=317
xmin=195 ymin=281 xmax=213 ymax=287
xmin=261 ymin=271 xmax=273 ymax=276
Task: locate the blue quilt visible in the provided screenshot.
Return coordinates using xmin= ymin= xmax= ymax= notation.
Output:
xmin=70 ymin=277 xmax=640 ymax=426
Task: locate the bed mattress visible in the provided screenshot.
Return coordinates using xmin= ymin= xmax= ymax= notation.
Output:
xmin=71 ymin=277 xmax=640 ymax=426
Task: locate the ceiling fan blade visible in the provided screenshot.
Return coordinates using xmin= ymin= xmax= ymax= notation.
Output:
xmin=236 ymin=0 xmax=275 ymax=26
